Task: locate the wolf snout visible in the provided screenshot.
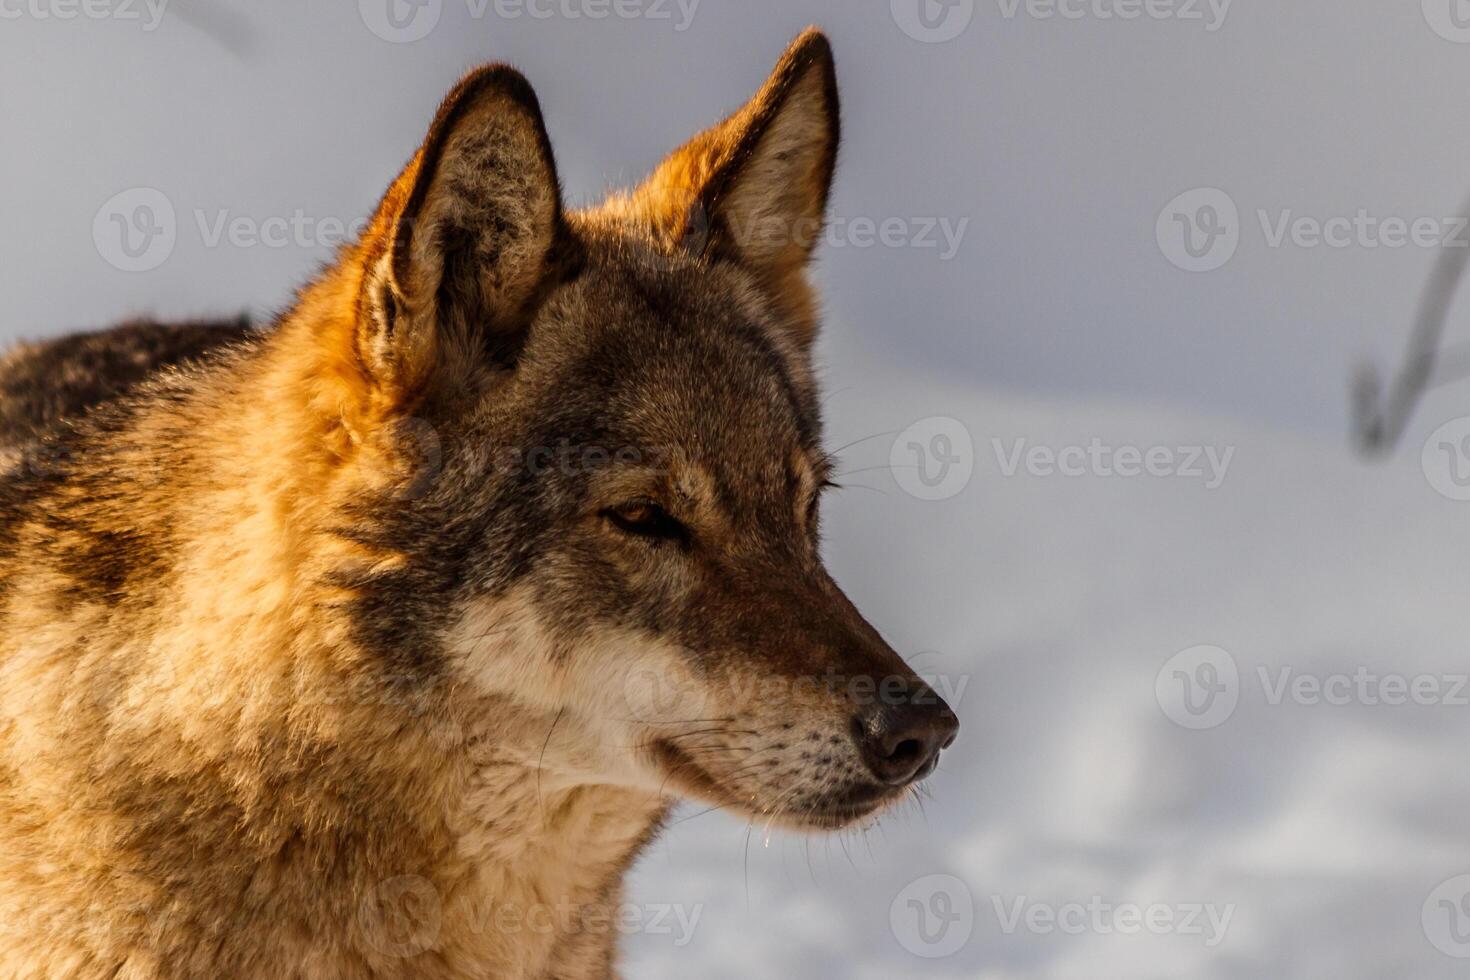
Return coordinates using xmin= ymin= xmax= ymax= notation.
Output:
xmin=852 ymin=681 xmax=959 ymax=787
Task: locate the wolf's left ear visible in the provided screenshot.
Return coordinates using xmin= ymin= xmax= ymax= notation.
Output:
xmin=355 ymin=64 xmax=573 ymax=404
xmin=629 ymin=29 xmax=839 ymax=347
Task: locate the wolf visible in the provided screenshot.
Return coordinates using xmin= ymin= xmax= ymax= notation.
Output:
xmin=0 ymin=29 xmax=958 ymax=978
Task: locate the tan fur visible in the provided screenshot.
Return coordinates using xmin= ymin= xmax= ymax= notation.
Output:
xmin=0 ymin=28 xmax=954 ymax=978
xmin=605 ymin=27 xmax=839 ymax=347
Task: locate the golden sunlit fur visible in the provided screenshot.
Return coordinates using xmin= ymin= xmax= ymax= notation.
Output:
xmin=0 ymin=28 xmax=956 ymax=978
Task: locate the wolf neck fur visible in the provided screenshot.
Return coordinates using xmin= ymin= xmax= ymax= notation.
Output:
xmin=33 ymin=260 xmax=670 ymax=972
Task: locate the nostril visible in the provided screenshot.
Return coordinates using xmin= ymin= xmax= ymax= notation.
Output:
xmin=886 ymin=737 xmax=924 ymax=768
xmin=852 ymin=690 xmax=958 ymax=787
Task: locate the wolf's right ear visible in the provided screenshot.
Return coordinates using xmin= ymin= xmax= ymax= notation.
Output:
xmin=353 ymin=65 xmax=573 ymax=407
xmin=623 ymin=29 xmax=839 ymax=349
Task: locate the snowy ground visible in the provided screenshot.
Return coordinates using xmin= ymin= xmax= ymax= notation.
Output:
xmin=621 ymin=355 xmax=1470 ymax=979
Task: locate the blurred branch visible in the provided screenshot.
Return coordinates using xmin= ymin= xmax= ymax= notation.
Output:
xmin=172 ymin=0 xmax=258 ymax=57
xmin=1353 ymin=194 xmax=1470 ymax=456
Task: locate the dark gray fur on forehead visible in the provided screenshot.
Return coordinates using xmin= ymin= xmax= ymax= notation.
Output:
xmin=516 ymin=226 xmax=825 ymax=455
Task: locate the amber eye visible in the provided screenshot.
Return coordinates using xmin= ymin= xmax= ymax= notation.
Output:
xmin=602 ymin=501 xmax=690 ymax=544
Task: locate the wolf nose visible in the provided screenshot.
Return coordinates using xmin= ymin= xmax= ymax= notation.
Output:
xmin=854 ymin=684 xmax=960 ymax=787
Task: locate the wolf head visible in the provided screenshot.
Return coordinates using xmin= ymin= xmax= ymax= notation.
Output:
xmin=300 ymin=29 xmax=956 ymax=831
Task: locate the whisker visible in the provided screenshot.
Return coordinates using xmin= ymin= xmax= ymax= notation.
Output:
xmin=623 ymin=717 xmax=735 ymax=726
xmin=667 ymin=802 xmax=736 ymax=826
xmin=834 ymin=463 xmax=922 ymax=478
xmin=825 ymin=429 xmax=901 ymax=457
xmin=536 ymin=707 xmax=567 ymax=828
xmin=824 ymin=480 xmax=887 ymax=496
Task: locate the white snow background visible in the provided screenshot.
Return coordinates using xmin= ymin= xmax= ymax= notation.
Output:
xmin=621 ymin=351 xmax=1470 ymax=979
xmin=8 ymin=2 xmax=1470 ymax=976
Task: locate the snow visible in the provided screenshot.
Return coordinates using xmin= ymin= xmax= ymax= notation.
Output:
xmin=621 ymin=356 xmax=1470 ymax=979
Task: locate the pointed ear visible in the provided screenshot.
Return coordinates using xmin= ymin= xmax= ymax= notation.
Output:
xmin=629 ymin=29 xmax=839 ymax=346
xmin=355 ymin=64 xmax=574 ymax=405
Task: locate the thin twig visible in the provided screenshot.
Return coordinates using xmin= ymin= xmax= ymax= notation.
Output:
xmin=1353 ymin=192 xmax=1470 ymax=455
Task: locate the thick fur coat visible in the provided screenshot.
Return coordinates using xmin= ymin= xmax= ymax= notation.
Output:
xmin=0 ymin=30 xmax=956 ymax=978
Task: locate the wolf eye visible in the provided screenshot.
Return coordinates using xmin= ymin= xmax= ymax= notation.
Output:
xmin=806 ymin=480 xmax=837 ymax=529
xmin=602 ymin=502 xmax=689 ymax=544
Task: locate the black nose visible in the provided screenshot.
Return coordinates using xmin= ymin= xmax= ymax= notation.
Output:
xmin=853 ymin=683 xmax=960 ymax=787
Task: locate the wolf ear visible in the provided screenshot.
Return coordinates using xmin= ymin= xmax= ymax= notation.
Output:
xmin=629 ymin=29 xmax=839 ymax=347
xmin=355 ymin=64 xmax=572 ymax=404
